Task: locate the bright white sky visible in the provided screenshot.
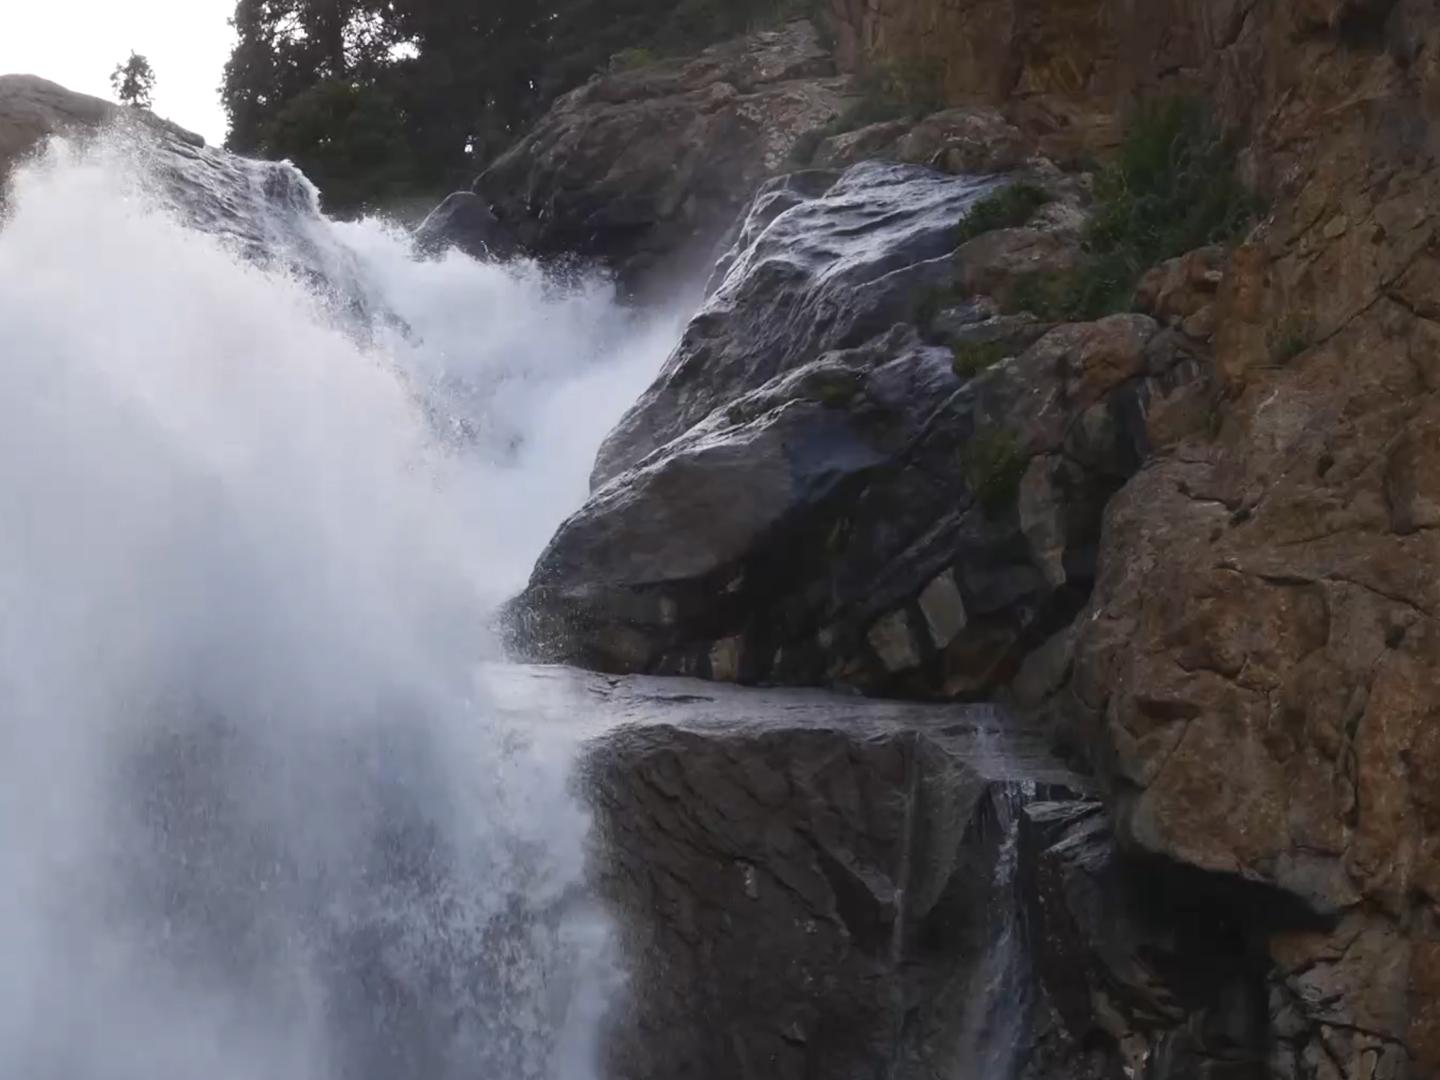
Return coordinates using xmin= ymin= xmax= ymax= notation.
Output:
xmin=1 ymin=1 xmax=237 ymax=145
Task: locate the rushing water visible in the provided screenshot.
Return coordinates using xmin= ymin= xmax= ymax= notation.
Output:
xmin=0 ymin=131 xmax=683 ymax=1079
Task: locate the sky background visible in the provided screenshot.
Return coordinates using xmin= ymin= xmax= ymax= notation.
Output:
xmin=2 ymin=1 xmax=236 ymax=144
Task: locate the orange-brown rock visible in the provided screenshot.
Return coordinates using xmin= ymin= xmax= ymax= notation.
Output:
xmin=810 ymin=0 xmax=1440 ymax=1074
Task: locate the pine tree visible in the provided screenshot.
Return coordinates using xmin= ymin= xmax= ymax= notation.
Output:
xmin=110 ymin=52 xmax=157 ymax=109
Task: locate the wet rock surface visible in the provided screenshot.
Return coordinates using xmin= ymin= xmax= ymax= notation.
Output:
xmin=505 ymin=0 xmax=1440 ymax=1069
xmin=479 ymin=665 xmax=1275 ymax=1080
xmin=486 ymin=667 xmax=1150 ymax=1080
xmin=507 ymin=160 xmax=1209 ymax=705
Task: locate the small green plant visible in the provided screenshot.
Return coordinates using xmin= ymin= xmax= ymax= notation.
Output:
xmin=609 ymin=47 xmax=659 ymax=72
xmin=955 ymin=183 xmax=1051 ymax=244
xmin=1004 ymin=98 xmax=1260 ymax=322
xmin=912 ymin=283 xmax=967 ymax=328
xmin=951 ymin=341 xmax=1012 ymax=378
xmin=964 ymin=426 xmax=1028 ymax=514
xmin=1271 ymin=315 xmax=1313 ymax=363
xmin=862 ymin=55 xmax=946 ymax=114
xmin=1003 ymin=270 xmax=1087 ymax=321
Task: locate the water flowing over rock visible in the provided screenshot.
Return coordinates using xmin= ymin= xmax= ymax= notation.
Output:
xmin=496 ymin=665 xmax=1250 ymax=1080
xmin=474 ymin=665 xmax=1270 ymax=1080
xmin=0 ymin=74 xmax=370 ymax=306
xmin=17 ymin=0 xmax=1440 ymax=1071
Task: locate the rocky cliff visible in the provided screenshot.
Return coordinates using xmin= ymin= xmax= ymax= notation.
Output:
xmin=504 ymin=2 xmax=1440 ymax=1078
xmin=12 ymin=2 xmax=1440 ymax=1072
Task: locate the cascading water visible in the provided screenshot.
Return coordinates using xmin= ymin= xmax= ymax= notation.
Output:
xmin=948 ymin=779 xmax=1038 ymax=1080
xmin=0 ymin=130 xmax=683 ymax=1079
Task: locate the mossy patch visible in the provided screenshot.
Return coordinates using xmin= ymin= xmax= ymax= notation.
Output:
xmin=964 ymin=426 xmax=1027 ymax=514
xmin=951 ymin=340 xmax=1011 ymax=378
xmin=955 ymin=183 xmax=1051 ymax=244
xmin=608 ymin=47 xmax=660 ymax=72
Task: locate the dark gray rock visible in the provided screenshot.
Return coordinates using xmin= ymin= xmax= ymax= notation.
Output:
xmin=558 ymin=666 xmax=1084 ymax=1080
xmin=811 ymin=106 xmax=1039 ymax=175
xmin=484 ymin=666 xmax=1280 ymax=1080
xmin=591 ymin=161 xmax=1013 ymax=484
xmin=473 ymin=20 xmax=850 ymax=290
xmin=1018 ymin=801 xmax=1276 ymax=1080
xmin=413 ymin=191 xmax=516 ymax=260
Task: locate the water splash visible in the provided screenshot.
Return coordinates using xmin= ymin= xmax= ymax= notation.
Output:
xmin=0 ymin=132 xmax=681 ymax=1079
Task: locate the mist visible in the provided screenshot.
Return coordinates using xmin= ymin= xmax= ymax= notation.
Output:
xmin=0 ymin=134 xmax=679 ymax=1079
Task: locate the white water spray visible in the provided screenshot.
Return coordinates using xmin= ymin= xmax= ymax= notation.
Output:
xmin=0 ymin=132 xmax=681 ymax=1079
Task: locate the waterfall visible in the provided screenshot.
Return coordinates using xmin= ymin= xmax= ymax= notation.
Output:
xmin=0 ymin=130 xmax=681 ymax=1079
xmin=949 ymin=780 xmax=1037 ymax=1080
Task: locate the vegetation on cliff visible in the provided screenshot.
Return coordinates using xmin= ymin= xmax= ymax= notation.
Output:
xmin=1010 ymin=99 xmax=1257 ymax=320
xmin=954 ymin=182 xmax=1050 ymax=243
xmin=223 ymin=0 xmax=818 ymax=215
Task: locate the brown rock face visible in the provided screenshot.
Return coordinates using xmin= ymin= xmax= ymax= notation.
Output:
xmin=1005 ymin=2 xmax=1440 ymax=1076
xmin=753 ymin=2 xmax=1440 ymax=1074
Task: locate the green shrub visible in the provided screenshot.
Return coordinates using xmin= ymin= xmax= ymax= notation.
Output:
xmin=964 ymin=426 xmax=1027 ymax=514
xmin=956 ymin=183 xmax=1051 ymax=244
xmin=1006 ymin=98 xmax=1260 ymax=322
xmin=1003 ymin=270 xmax=1083 ymax=321
xmin=609 ymin=47 xmax=660 ymax=72
xmin=951 ymin=340 xmax=1012 ymax=378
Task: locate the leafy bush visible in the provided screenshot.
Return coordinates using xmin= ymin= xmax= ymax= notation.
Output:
xmin=1006 ymin=99 xmax=1260 ymax=321
xmin=951 ymin=341 xmax=1012 ymax=378
xmin=955 ymin=183 xmax=1051 ymax=244
xmin=964 ymin=426 xmax=1027 ymax=514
